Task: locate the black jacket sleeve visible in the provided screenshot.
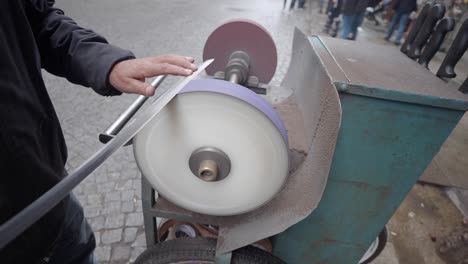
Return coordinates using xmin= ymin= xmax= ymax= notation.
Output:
xmin=25 ymin=0 xmax=135 ymax=96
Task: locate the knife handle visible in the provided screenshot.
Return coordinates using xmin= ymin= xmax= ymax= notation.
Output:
xmin=418 ymin=17 xmax=455 ymax=68
xmin=437 ymin=19 xmax=468 ymax=79
xmin=401 ymin=3 xmax=432 ymax=54
xmin=408 ymin=4 xmax=446 ymax=59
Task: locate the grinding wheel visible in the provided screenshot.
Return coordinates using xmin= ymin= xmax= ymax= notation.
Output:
xmin=203 ymin=19 xmax=278 ymax=84
xmin=133 ymin=79 xmax=288 ymax=216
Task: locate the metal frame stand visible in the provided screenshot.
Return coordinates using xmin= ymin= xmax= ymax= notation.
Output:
xmin=141 ymin=176 xmax=233 ymax=263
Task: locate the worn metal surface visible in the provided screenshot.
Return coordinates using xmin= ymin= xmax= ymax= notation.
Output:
xmin=274 ymin=94 xmax=463 ymax=263
xmin=309 ymin=37 xmax=349 ymax=83
xmin=319 ymin=37 xmax=468 ymax=110
xmin=273 ymin=36 xmax=465 ymax=263
xmin=319 ymin=35 xmax=468 ymax=189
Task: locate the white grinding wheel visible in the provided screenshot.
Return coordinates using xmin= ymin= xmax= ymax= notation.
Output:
xmin=133 ymin=80 xmax=289 ymax=216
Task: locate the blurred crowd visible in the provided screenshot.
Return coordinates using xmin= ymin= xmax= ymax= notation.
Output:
xmin=315 ymin=0 xmax=468 ymax=42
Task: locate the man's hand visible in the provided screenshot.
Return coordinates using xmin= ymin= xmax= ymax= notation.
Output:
xmin=109 ymin=54 xmax=197 ymax=96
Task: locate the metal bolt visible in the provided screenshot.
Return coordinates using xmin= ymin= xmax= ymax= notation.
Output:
xmin=198 ymin=160 xmax=218 ymax=182
xmin=339 ymin=83 xmax=348 ymax=91
xmin=189 ymin=147 xmax=231 ymax=182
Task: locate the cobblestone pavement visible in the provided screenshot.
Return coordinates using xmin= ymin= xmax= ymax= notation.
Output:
xmin=44 ymin=1 xmax=323 ymax=263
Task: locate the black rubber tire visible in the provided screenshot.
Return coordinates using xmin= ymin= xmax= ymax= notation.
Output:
xmin=359 ymin=227 xmax=388 ymax=264
xmin=231 ymin=244 xmax=285 ymax=264
xmin=134 ymin=237 xmax=286 ymax=264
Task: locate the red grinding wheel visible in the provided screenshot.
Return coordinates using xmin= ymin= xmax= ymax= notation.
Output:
xmin=203 ymin=19 xmax=278 ymax=84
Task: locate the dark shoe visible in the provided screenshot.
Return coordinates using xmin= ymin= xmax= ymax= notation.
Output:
xmin=384 ymin=37 xmax=390 ymax=42
xmin=394 ymin=41 xmax=401 ymax=46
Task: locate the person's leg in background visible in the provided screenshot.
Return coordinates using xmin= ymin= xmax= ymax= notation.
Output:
xmin=341 ymin=14 xmax=355 ymax=39
xmin=284 ymin=0 xmax=291 ymax=11
xmin=386 ymin=0 xmax=395 ymax=23
xmin=385 ymin=11 xmax=401 ymax=41
xmin=323 ymin=11 xmax=334 ymax=33
xmin=323 ymin=0 xmax=336 ymax=33
xmin=299 ymin=0 xmax=306 ymax=9
xmin=350 ymin=11 xmax=366 ymax=40
xmin=290 ymin=0 xmax=297 ymax=10
xmin=326 ymin=0 xmax=332 ymax=12
xmin=394 ymin=12 xmax=410 ymax=45
xmin=319 ymin=0 xmax=325 ymax=13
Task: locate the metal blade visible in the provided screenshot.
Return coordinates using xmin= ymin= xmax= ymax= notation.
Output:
xmin=0 ymin=59 xmax=213 ymax=249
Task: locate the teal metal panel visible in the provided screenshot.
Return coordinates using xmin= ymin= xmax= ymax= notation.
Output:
xmin=336 ymin=82 xmax=468 ymax=112
xmin=273 ymin=93 xmax=463 ymax=264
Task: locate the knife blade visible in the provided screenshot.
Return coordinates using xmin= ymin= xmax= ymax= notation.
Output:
xmin=0 ymin=59 xmax=214 ymax=250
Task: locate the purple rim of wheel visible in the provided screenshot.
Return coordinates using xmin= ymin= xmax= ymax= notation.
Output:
xmin=180 ymin=79 xmax=288 ymax=145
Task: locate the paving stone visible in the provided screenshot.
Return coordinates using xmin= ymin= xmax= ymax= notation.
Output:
xmin=89 ymin=216 xmax=105 ymax=231
xmin=87 ymin=194 xmax=102 ymax=205
xmin=135 ymin=190 xmax=142 ymax=199
xmin=122 ymin=201 xmax=134 ymax=213
xmin=116 ymin=179 xmax=133 ymax=191
xmin=73 ymin=185 xmax=83 ymax=195
xmin=95 ymin=173 xmax=108 ymax=183
xmin=82 ymin=183 xmax=97 ymax=194
xmin=124 ymin=227 xmax=138 ymax=243
xmin=101 ymin=229 xmax=122 ymax=244
xmin=122 ymin=167 xmax=139 ymax=179
xmin=132 ymin=233 xmax=146 ymax=248
xmin=122 ymin=190 xmax=134 ymax=201
xmin=133 ymin=180 xmax=142 ymax=197
xmin=67 ymin=156 xmax=83 ymax=170
xmin=112 ymin=246 xmax=131 ymax=261
xmin=130 ymin=247 xmax=146 ymax=263
xmin=102 ymin=201 xmax=121 ymax=215
xmin=84 ymin=205 xmax=101 ymax=218
xmin=94 ymin=231 xmax=101 ymax=246
xmin=75 ymin=195 xmax=87 ymax=205
xmin=104 ymin=191 xmax=121 ymax=203
xmin=126 ymin=212 xmax=144 ymax=227
xmin=105 ymin=214 xmax=124 ymax=228
xmin=99 ymin=182 xmax=115 ymax=193
xmin=95 ymin=246 xmax=111 ymax=262
xmin=108 ymin=171 xmax=121 ymax=181
xmin=135 ymin=201 xmax=143 ymax=212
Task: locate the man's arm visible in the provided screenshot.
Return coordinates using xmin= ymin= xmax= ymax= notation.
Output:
xmin=26 ymin=0 xmax=196 ymax=96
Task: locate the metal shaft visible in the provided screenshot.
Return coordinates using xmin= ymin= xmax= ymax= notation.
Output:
xmin=228 ymin=72 xmax=240 ymax=84
xmin=198 ymin=160 xmax=218 ymax=181
xmin=102 ymin=75 xmax=166 ymax=141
